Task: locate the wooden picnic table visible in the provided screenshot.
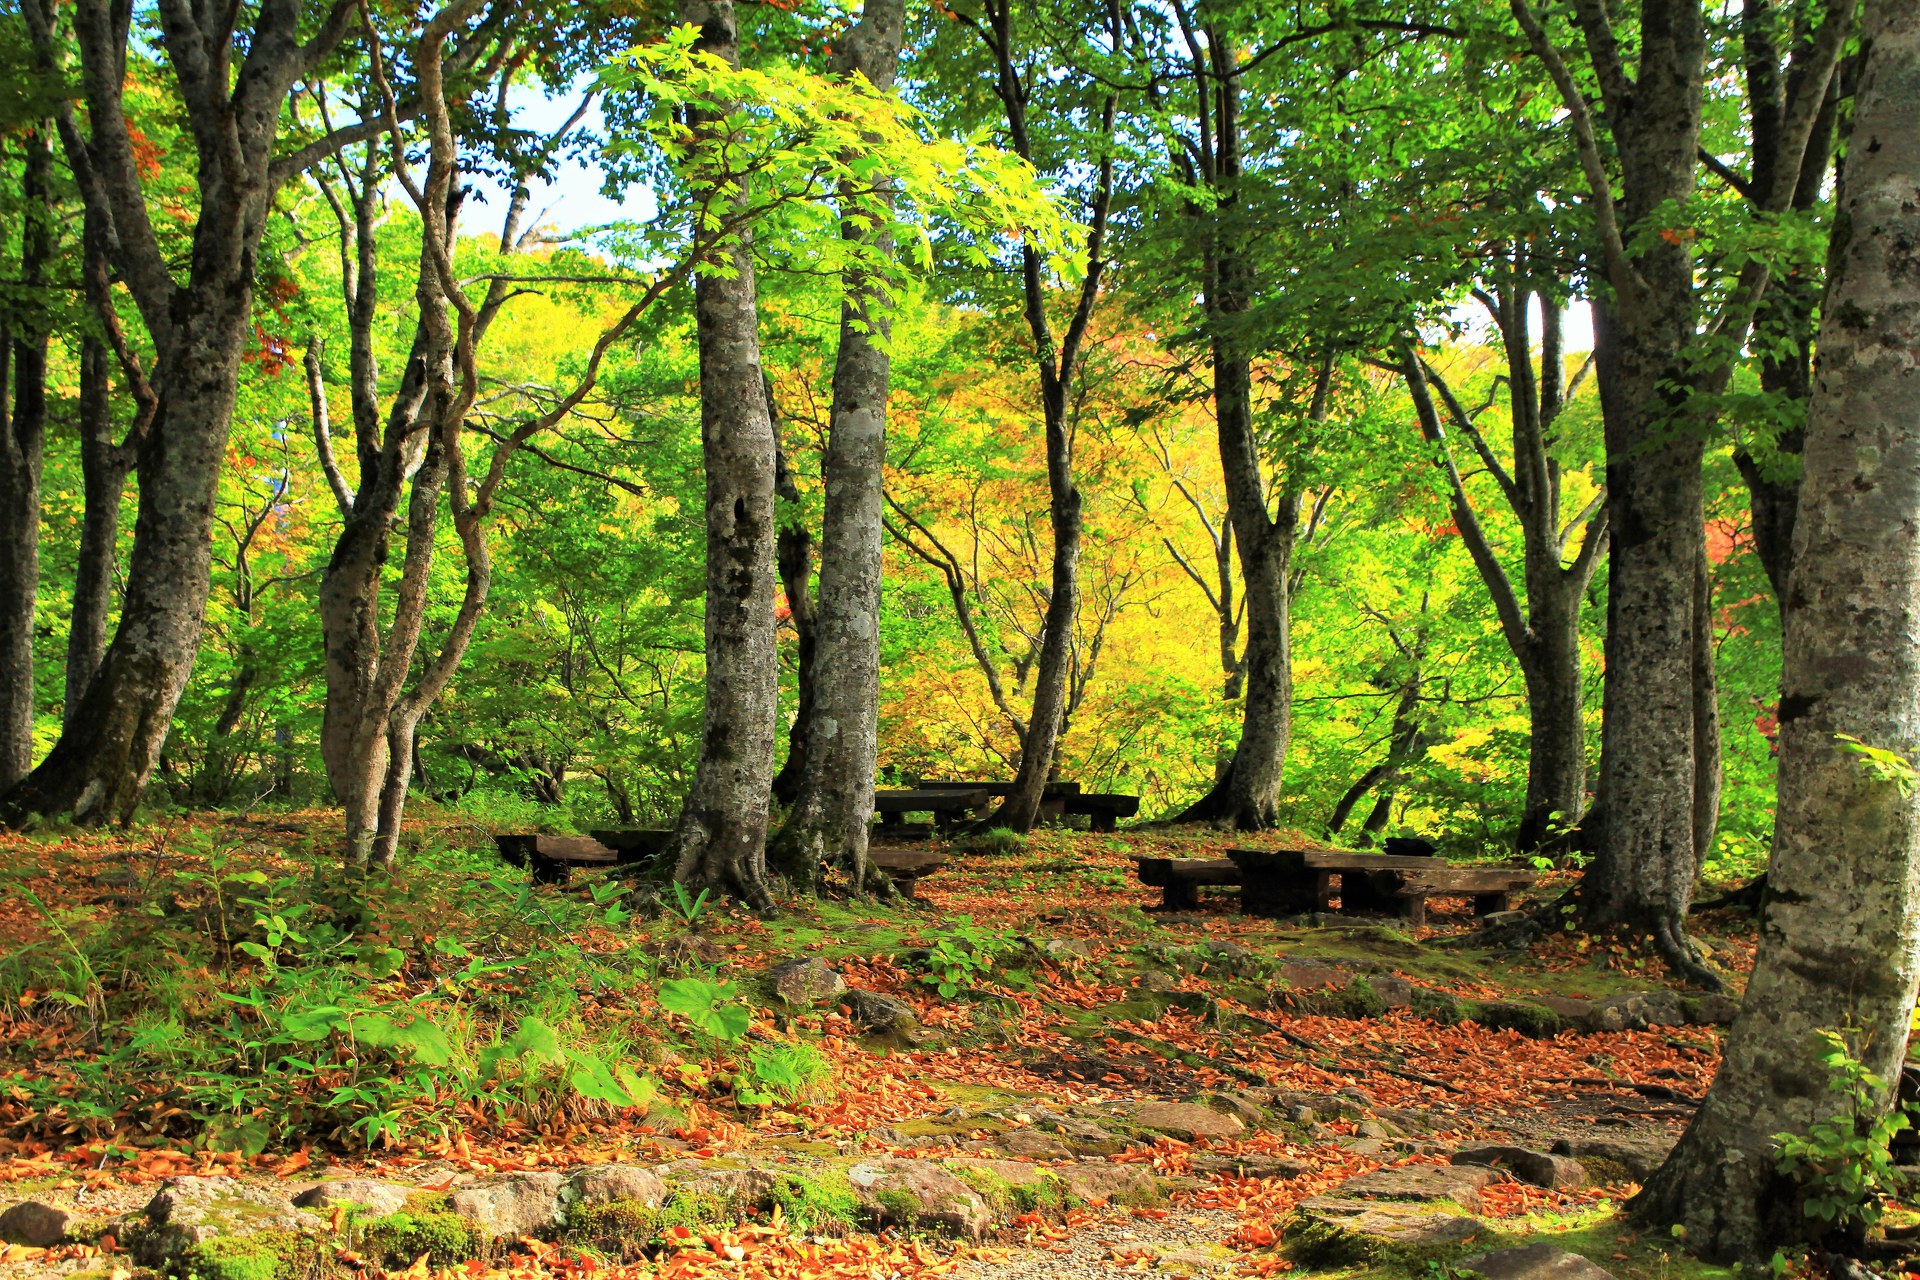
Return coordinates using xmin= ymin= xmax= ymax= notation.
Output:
xmin=1134 ymin=849 xmax=1534 ymax=925
xmin=868 ymin=849 xmax=951 ymax=897
xmin=872 ymin=787 xmax=990 ymax=829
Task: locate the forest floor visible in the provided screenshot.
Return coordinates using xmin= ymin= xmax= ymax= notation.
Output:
xmin=0 ymin=809 xmax=1839 ymax=1280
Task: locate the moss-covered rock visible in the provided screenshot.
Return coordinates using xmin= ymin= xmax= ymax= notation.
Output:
xmin=1284 ymin=1199 xmax=1482 ymax=1265
xmin=359 ymin=1195 xmax=486 ymax=1268
xmin=174 ymin=1230 xmax=324 ymax=1280
xmin=1470 ymin=999 xmax=1564 ymax=1038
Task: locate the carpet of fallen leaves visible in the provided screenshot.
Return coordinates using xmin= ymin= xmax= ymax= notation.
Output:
xmin=0 ymin=811 xmax=1777 ymax=1279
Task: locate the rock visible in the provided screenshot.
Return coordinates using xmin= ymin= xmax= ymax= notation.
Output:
xmin=1041 ymin=938 xmax=1094 ymax=961
xmin=1342 ymin=1139 xmax=1394 ymax=1158
xmin=1478 ymin=910 xmax=1529 ymax=927
xmin=1133 ymin=1101 xmax=1245 ymax=1141
xmin=767 ymin=957 xmax=846 ymax=1006
xmin=1354 ymin=1121 xmax=1391 ymax=1140
xmin=0 ymin=1201 xmax=75 ymax=1247
xmin=1536 ymin=995 xmax=1594 ymax=1023
xmin=1287 ymin=1105 xmax=1316 ymax=1124
xmin=1458 ymin=1243 xmax=1617 ymax=1280
xmin=1151 ymin=1244 xmax=1226 ymax=1273
xmin=1190 ymin=1153 xmax=1309 ymax=1180
xmin=1374 ymin=1106 xmax=1433 ymax=1135
xmin=1472 ymin=1000 xmax=1564 ymax=1037
xmin=1453 ymin=1146 xmax=1586 ymax=1190
xmin=1056 ymin=1164 xmax=1159 ymax=1206
xmin=1325 ymin=1163 xmax=1502 ymax=1210
xmin=1685 ymin=993 xmax=1741 ymax=1026
xmin=1137 ymin=971 xmax=1180 ymax=994
xmin=449 ymin=1172 xmax=566 ymax=1240
xmin=1196 ymin=1091 xmax=1265 ymax=1127
xmin=1275 ymin=959 xmax=1354 ymax=992
xmin=1549 ymin=1134 xmax=1676 ymax=1182
xmin=1289 ymin=1197 xmax=1482 ymax=1262
xmin=845 ymin=1159 xmax=992 ymax=1239
xmin=1371 ymin=976 xmax=1415 ymax=1007
xmin=651 ymin=1160 xmax=782 ymax=1206
xmin=1585 ymin=991 xmax=1687 ymax=1032
xmin=564 ymin=1165 xmax=669 ymax=1208
xmin=291 ymin=1179 xmax=418 ymax=1217
xmin=134 ymin=1177 xmax=322 ymax=1266
xmin=992 ymin=1129 xmax=1074 ymax=1159
xmin=841 ymin=988 xmax=918 ymax=1035
xmin=1200 ymin=941 xmax=1262 ymax=975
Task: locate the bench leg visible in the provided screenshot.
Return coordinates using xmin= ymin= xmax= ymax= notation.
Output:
xmin=893 ymin=875 xmax=917 ymax=899
xmin=1341 ymin=871 xmax=1398 ymax=916
xmin=1163 ymin=880 xmax=1199 ymax=911
xmin=1241 ymin=873 xmax=1324 ymax=918
xmin=1472 ymin=891 xmax=1511 ymax=915
xmin=1091 ymin=812 xmax=1117 ymax=833
xmin=532 ymin=856 xmax=569 ymax=886
xmin=1400 ymin=896 xmax=1428 ymax=928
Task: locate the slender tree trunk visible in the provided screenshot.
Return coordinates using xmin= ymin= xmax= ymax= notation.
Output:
xmin=669 ymin=0 xmax=778 ymax=909
xmin=67 ymin=336 xmax=132 ymax=722
xmin=770 ymin=0 xmax=904 ymax=889
xmin=1515 ymin=598 xmax=1589 ymax=851
xmin=0 ymin=130 xmax=52 ymax=791
xmin=1637 ymin=16 xmax=1920 ymax=1254
xmin=1691 ymin=540 xmax=1722 ymax=869
xmin=770 ymin=517 xmax=815 ymax=808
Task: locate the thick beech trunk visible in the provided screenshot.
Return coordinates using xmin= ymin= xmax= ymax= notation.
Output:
xmin=669 ymin=0 xmax=779 ymax=908
xmin=1638 ymin=15 xmax=1920 ymax=1255
xmin=770 ymin=0 xmax=904 ymax=889
xmin=3 ymin=0 xmax=355 ymax=826
xmin=0 ymin=130 xmax=52 ymax=790
xmin=1515 ymin=601 xmax=1589 ymax=851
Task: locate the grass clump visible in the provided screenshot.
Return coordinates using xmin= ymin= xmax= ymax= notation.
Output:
xmin=954 ymin=828 xmax=1025 ymax=856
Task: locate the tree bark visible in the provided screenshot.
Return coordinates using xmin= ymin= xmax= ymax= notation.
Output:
xmin=770 ymin=0 xmax=904 ymax=891
xmin=66 ymin=335 xmax=133 ymax=723
xmin=668 ymin=0 xmax=779 ymax=909
xmin=1637 ymin=11 xmax=1920 ymax=1255
xmin=0 ymin=129 xmax=53 ymax=791
xmin=2 ymin=0 xmax=357 ymax=825
xmin=769 ymin=394 xmax=818 ymax=810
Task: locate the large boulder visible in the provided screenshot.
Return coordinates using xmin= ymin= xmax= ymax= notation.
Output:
xmin=0 ymin=1201 xmax=75 ymax=1247
xmin=449 ymin=1173 xmax=566 ymax=1240
xmin=133 ymin=1176 xmax=322 ymax=1267
xmin=1133 ymin=1101 xmax=1245 ymax=1141
xmin=1458 ymin=1244 xmax=1617 ymax=1280
xmin=845 ymin=1159 xmax=992 ymax=1239
xmin=291 ymin=1179 xmax=417 ymax=1218
xmin=767 ymin=958 xmax=846 ymax=1006
xmin=1452 ymin=1146 xmax=1587 ymax=1190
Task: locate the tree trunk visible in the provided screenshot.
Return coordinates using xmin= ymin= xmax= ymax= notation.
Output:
xmin=67 ymin=334 xmax=132 ymax=722
xmin=0 ymin=129 xmax=52 ymax=791
xmin=769 ymin=0 xmax=904 ymax=889
xmin=3 ymin=0 xmax=357 ymax=826
xmin=769 ymin=517 xmax=815 ymax=808
xmin=668 ymin=0 xmax=779 ymax=910
xmin=1637 ymin=14 xmax=1920 ymax=1255
xmin=1514 ymin=599 xmax=1589 ymax=852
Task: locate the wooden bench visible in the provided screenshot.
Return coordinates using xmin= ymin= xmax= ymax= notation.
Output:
xmin=496 ymin=828 xmax=670 ymax=884
xmin=1064 ymin=792 xmax=1140 ymax=832
xmin=873 ymin=787 xmax=990 ymax=830
xmin=915 ymin=779 xmax=1076 ymax=821
xmin=1134 ymin=856 xmax=1240 ymax=909
xmin=1227 ymin=849 xmax=1535 ymax=922
xmin=868 ymin=849 xmax=951 ymax=898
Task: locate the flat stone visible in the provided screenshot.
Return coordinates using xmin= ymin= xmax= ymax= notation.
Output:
xmin=1276 ymin=959 xmax=1355 ymax=991
xmin=652 ymin=1160 xmax=783 ymax=1205
xmin=564 ymin=1164 xmax=669 ymax=1207
xmin=1190 ymin=1152 xmax=1308 ymax=1180
xmin=1453 ymin=1146 xmax=1586 ymax=1190
xmin=1041 ymin=938 xmax=1094 ymax=960
xmin=1536 ymin=995 xmax=1594 ymax=1023
xmin=949 ymin=1158 xmax=1053 ymax=1190
xmin=845 ymin=1159 xmax=992 ymax=1238
xmin=1137 ymin=971 xmax=1180 ymax=993
xmin=992 ymin=1129 xmax=1075 ymax=1159
xmin=1329 ymin=1163 xmax=1502 ymax=1210
xmin=0 ymin=1201 xmax=75 ymax=1247
xmin=1685 ymin=993 xmax=1741 ymax=1026
xmin=1549 ymin=1134 xmax=1676 ymax=1182
xmin=1459 ymin=1243 xmax=1617 ymax=1280
xmin=1585 ymin=991 xmax=1687 ymax=1032
xmin=1056 ymin=1163 xmax=1159 ymax=1206
xmin=1290 ymin=1197 xmax=1482 ymax=1262
xmin=767 ymin=957 xmax=847 ymax=1006
xmin=291 ymin=1179 xmax=418 ymax=1217
xmin=841 ymin=988 xmax=918 ymax=1034
xmin=1134 ymin=1101 xmax=1245 ymax=1141
xmin=449 ymin=1172 xmax=566 ymax=1240
xmin=1195 ymin=1091 xmax=1266 ymax=1127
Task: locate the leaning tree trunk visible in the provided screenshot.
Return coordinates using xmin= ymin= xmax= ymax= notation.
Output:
xmin=1637 ymin=14 xmax=1920 ymax=1256
xmin=1514 ymin=598 xmax=1589 ymax=853
xmin=67 ymin=335 xmax=134 ymax=722
xmin=770 ymin=0 xmax=905 ymax=888
xmin=669 ymin=0 xmax=779 ymax=909
xmin=0 ymin=128 xmax=52 ymax=791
